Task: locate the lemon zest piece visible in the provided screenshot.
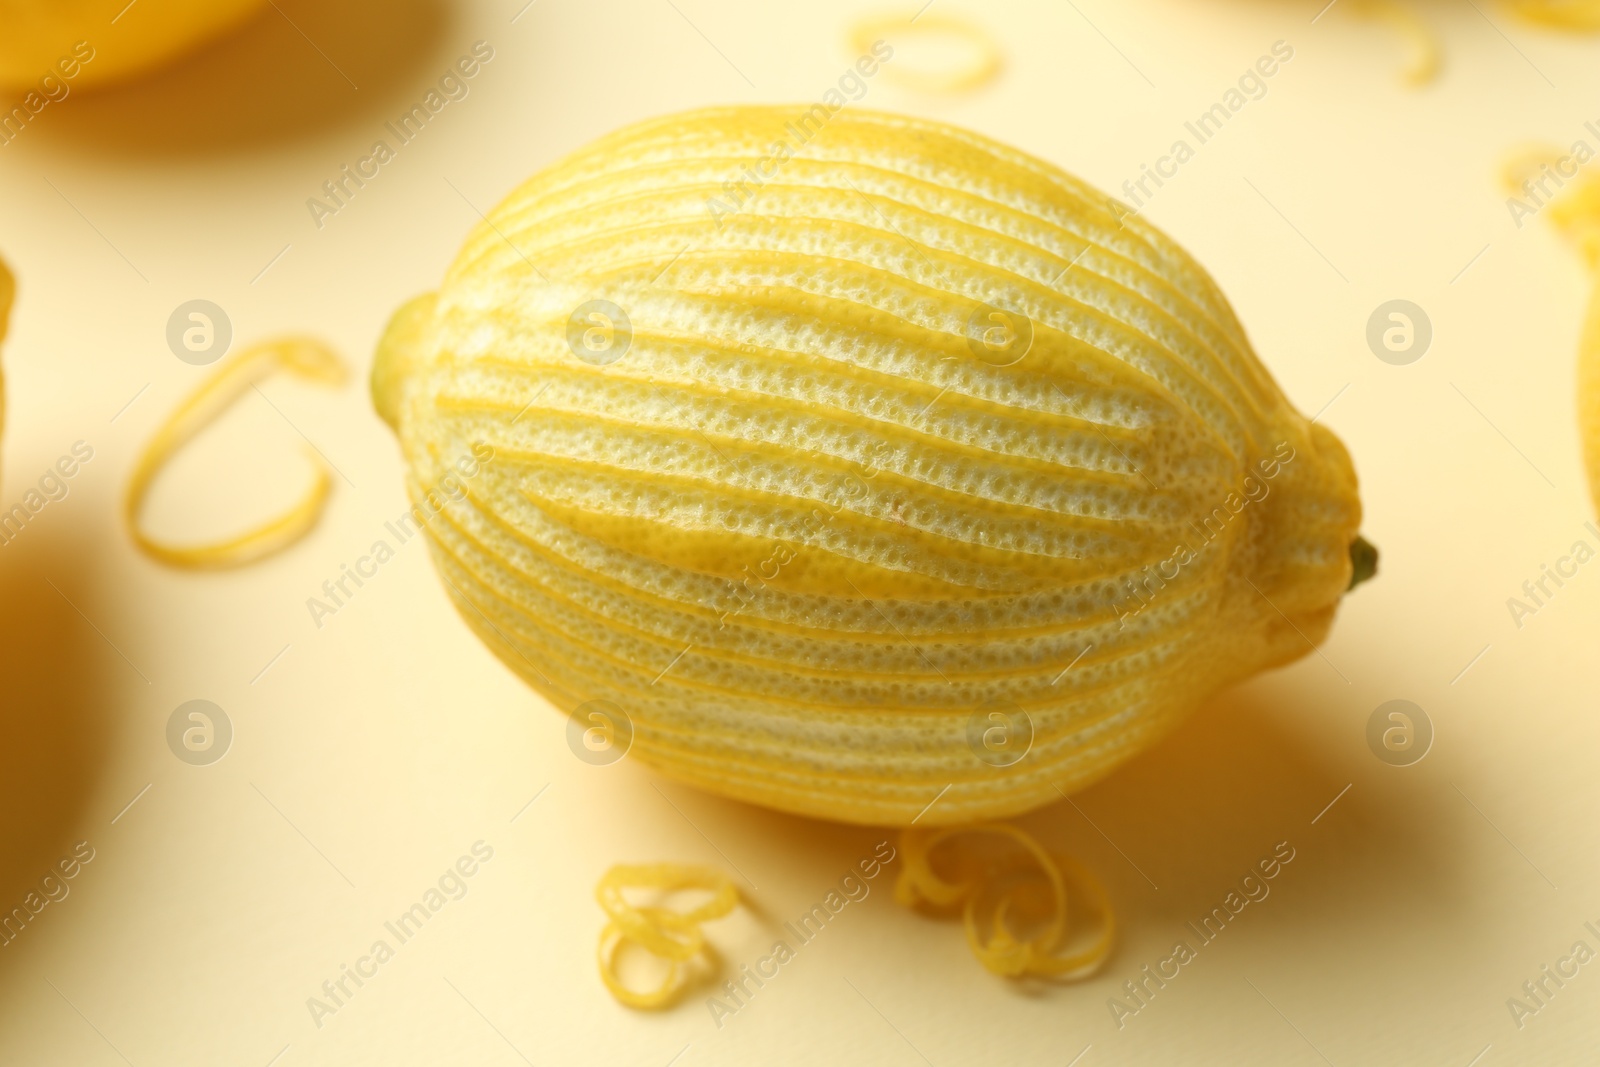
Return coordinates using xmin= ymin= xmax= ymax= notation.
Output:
xmin=1349 ymin=0 xmax=1440 ymax=86
xmin=1502 ymin=147 xmax=1600 ymax=269
xmin=124 ymin=337 xmax=346 ymax=569
xmin=1505 ymin=148 xmax=1600 ymax=519
xmin=896 ymin=822 xmax=1114 ymax=979
xmin=1346 ymin=0 xmax=1600 ymax=88
xmin=595 ymin=863 xmax=738 ymax=1009
xmin=849 ymin=11 xmax=1002 ymax=94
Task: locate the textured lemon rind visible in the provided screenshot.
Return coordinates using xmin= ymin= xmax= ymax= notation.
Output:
xmin=381 ymin=106 xmax=1362 ymax=826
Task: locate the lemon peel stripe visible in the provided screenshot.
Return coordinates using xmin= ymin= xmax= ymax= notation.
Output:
xmin=125 ymin=338 xmax=345 ymax=569
xmin=422 ymin=515 xmax=1193 ymax=707
xmin=419 ymin=483 xmax=1216 ymax=681
xmin=460 ymin=207 xmax=1268 ymax=448
xmin=595 ymin=864 xmax=738 ymax=1009
xmin=422 ymin=551 xmax=1202 ymax=826
xmin=456 ymin=122 xmax=1263 ymax=379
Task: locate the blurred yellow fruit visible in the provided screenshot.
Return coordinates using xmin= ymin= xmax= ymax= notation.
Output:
xmin=373 ymin=106 xmax=1368 ymax=827
xmin=1505 ymin=148 xmax=1600 ymax=520
xmin=0 ymin=0 xmax=267 ymax=90
xmin=1504 ymin=0 xmax=1600 ymax=30
xmin=1580 ymin=292 xmax=1600 ymax=519
xmin=0 ymin=256 xmax=11 ymax=460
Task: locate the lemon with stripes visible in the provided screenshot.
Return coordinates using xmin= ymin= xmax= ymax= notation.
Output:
xmin=373 ymin=106 xmax=1370 ymax=827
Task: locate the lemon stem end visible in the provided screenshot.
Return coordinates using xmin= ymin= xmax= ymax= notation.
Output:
xmin=1347 ymin=535 xmax=1379 ymax=592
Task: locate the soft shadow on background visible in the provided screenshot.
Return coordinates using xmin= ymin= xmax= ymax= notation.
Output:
xmin=37 ymin=0 xmax=453 ymax=158
xmin=1045 ymin=690 xmax=1366 ymax=893
xmin=1031 ymin=687 xmax=1466 ymax=961
xmin=0 ymin=529 xmax=115 ymax=969
xmin=668 ymin=685 xmax=1465 ymax=987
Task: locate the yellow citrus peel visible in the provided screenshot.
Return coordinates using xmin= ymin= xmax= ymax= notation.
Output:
xmin=849 ymin=11 xmax=1001 ymax=93
xmin=896 ymin=823 xmax=1114 ymax=979
xmin=373 ymin=106 xmax=1368 ymax=827
xmin=124 ymin=337 xmax=344 ymax=569
xmin=1505 ymin=148 xmax=1600 ymax=517
xmin=1343 ymin=0 xmax=1600 ymax=88
xmin=595 ymin=863 xmax=739 ymax=1009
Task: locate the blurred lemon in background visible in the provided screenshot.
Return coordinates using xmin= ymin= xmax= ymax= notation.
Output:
xmin=0 ymin=256 xmax=11 ymax=462
xmin=0 ymin=0 xmax=267 ymax=90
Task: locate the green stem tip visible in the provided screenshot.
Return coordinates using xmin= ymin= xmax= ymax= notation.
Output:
xmin=1347 ymin=535 xmax=1379 ymax=592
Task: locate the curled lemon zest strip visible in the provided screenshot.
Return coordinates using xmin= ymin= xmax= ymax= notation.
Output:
xmin=1502 ymin=0 xmax=1600 ymax=30
xmin=124 ymin=337 xmax=346 ymax=569
xmin=595 ymin=863 xmax=738 ymax=1009
xmin=849 ymin=12 xmax=1002 ymax=94
xmin=1505 ymin=148 xmax=1600 ymax=518
xmin=1502 ymin=147 xmax=1600 ymax=269
xmin=1350 ymin=0 xmax=1440 ymax=86
xmin=896 ymin=822 xmax=1114 ymax=979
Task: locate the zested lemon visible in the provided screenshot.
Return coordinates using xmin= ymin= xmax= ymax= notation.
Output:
xmin=373 ymin=106 xmax=1367 ymax=827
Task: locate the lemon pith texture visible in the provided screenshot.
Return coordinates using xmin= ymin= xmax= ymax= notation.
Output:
xmin=374 ymin=106 xmax=1364 ymax=827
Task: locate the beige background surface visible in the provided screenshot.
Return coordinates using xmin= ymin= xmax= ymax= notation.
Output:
xmin=1 ymin=0 xmax=1597 ymax=1063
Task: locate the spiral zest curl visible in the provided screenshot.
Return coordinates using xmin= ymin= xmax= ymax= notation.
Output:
xmin=896 ymin=823 xmax=1114 ymax=979
xmin=595 ymin=863 xmax=739 ymax=1009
